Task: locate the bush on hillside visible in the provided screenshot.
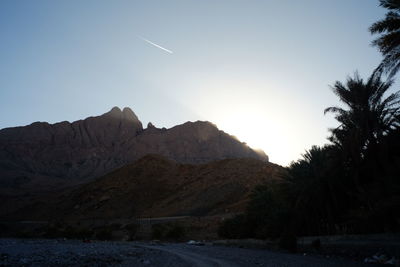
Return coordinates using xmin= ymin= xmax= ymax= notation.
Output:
xmin=124 ymin=223 xmax=139 ymax=240
xmin=218 ymin=215 xmax=248 ymax=239
xmin=151 ymin=223 xmax=166 ymax=240
xmin=165 ymin=224 xmax=185 ymax=240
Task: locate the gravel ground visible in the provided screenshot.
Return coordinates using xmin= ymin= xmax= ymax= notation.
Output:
xmin=0 ymin=239 xmax=186 ymax=267
xmin=0 ymin=238 xmax=381 ymax=266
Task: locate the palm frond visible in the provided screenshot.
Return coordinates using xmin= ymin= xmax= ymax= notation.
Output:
xmin=372 ymin=30 xmax=400 ymax=54
xmin=379 ymin=0 xmax=400 ymax=11
xmin=370 ymin=11 xmax=400 ymax=34
xmin=324 ymin=106 xmax=346 ymax=115
xmin=371 ymin=2 xmax=400 ymax=77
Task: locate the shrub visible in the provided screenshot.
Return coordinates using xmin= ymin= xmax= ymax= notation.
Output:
xmin=165 ymin=224 xmax=185 ymax=240
xmin=15 ymin=230 xmax=35 ymax=238
xmin=218 ymin=215 xmax=248 ymax=239
xmin=151 ymin=224 xmax=166 ymax=240
xmin=311 ymin=238 xmax=321 ymax=250
xmin=124 ymin=223 xmax=138 ymax=240
xmin=246 ymin=185 xmax=290 ymax=239
xmin=279 ymin=232 xmax=297 ymax=253
xmin=44 ymin=226 xmax=63 ymax=238
xmin=64 ymin=226 xmax=93 ymax=239
xmin=95 ymin=228 xmax=113 ymax=240
xmin=0 ymin=223 xmax=10 ymax=237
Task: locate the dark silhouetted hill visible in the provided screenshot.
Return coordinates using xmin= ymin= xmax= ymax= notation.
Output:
xmin=6 ymin=155 xmax=282 ymax=221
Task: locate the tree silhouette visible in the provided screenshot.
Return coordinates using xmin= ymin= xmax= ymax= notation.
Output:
xmin=284 ymin=145 xmax=348 ymax=235
xmin=370 ymin=0 xmax=400 ymax=77
xmin=325 ymin=72 xmax=400 ymax=160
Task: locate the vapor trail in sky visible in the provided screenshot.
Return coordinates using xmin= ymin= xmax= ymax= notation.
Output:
xmin=138 ymin=36 xmax=173 ymax=54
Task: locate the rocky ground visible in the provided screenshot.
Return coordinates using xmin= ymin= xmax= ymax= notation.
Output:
xmin=0 ymin=239 xmax=185 ymax=266
xmin=0 ymin=238 xmax=383 ymax=266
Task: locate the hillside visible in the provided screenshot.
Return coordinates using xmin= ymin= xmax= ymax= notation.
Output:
xmin=7 ymin=155 xmax=283 ymax=221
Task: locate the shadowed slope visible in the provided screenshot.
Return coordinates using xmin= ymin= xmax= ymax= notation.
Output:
xmin=8 ymin=155 xmax=282 ymax=221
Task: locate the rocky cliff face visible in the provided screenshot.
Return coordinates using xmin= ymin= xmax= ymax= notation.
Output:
xmin=0 ymin=107 xmax=268 ymax=193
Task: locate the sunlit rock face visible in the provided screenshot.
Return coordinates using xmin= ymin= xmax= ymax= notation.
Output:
xmin=0 ymin=107 xmax=268 ymax=193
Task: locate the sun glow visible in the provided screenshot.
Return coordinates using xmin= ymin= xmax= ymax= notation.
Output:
xmin=184 ymin=79 xmax=313 ymax=166
xmin=212 ymin=107 xmax=294 ymax=166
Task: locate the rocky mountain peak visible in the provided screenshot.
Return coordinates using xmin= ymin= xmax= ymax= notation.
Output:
xmin=99 ymin=106 xmax=143 ymax=132
xmin=122 ymin=107 xmax=138 ymax=121
xmin=103 ymin=106 xmax=122 ymax=118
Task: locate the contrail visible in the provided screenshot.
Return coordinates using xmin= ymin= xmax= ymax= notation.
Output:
xmin=138 ymin=36 xmax=173 ymax=54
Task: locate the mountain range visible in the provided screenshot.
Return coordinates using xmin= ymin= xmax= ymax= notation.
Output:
xmin=0 ymin=107 xmax=267 ymax=195
xmin=0 ymin=107 xmax=274 ymax=220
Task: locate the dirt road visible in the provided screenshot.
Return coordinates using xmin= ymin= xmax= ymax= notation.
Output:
xmin=136 ymin=243 xmax=376 ymax=267
xmin=0 ymin=239 xmax=377 ymax=266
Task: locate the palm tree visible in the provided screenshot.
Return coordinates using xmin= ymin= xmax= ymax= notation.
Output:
xmin=324 ymin=72 xmax=400 ymax=206
xmin=285 ymin=145 xmax=349 ymax=235
xmin=325 ymin=72 xmax=400 ymax=159
xmin=370 ymin=0 xmax=400 ymax=78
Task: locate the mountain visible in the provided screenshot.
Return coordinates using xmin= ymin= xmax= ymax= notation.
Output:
xmin=0 ymin=107 xmax=268 ymax=195
xmin=7 ymin=155 xmax=282 ymax=221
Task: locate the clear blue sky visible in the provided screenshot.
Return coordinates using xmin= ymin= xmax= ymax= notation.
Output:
xmin=0 ymin=0 xmax=388 ymax=165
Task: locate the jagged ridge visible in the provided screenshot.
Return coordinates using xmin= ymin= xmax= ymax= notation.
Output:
xmin=0 ymin=107 xmax=268 ymax=195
